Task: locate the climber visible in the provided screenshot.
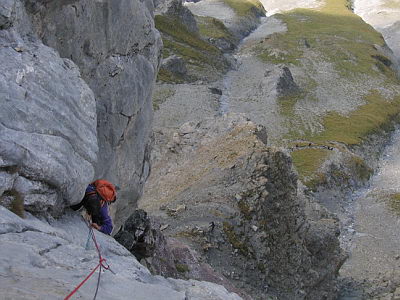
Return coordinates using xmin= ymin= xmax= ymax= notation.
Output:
xmin=71 ymin=179 xmax=117 ymax=235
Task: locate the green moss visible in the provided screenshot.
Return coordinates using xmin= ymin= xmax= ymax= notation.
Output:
xmin=223 ymin=222 xmax=252 ymax=257
xmin=238 ymin=199 xmax=252 ymax=220
xmin=307 ymin=91 xmax=400 ymax=145
xmin=157 ymin=68 xmax=185 ymax=84
xmin=155 ymin=15 xmax=229 ymax=81
xmin=256 ymin=0 xmax=393 ymax=79
xmin=196 ymin=16 xmax=236 ymax=42
xmin=256 ymin=0 xmax=400 ymax=147
xmin=162 ymin=39 xmax=205 ymax=66
xmin=176 ymin=263 xmax=190 ymax=273
xmin=389 ymin=193 xmax=400 ymax=215
xmin=155 ymin=15 xmax=219 ymax=53
xmin=291 ymin=148 xmax=330 ymax=179
xmin=278 ymin=93 xmax=301 ymax=117
xmin=257 ymin=262 xmax=266 ymax=272
xmin=349 ymin=156 xmax=373 ymax=181
xmin=221 ymin=0 xmax=265 ymax=17
xmin=304 ymin=172 xmax=328 ymax=191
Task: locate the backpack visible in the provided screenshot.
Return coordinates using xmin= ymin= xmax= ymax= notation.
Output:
xmin=86 ymin=179 xmax=117 ymax=203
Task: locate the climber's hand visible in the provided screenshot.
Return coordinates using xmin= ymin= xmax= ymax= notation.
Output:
xmin=91 ymin=223 xmax=101 ymax=230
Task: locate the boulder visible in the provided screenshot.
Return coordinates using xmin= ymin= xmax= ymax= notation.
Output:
xmin=276 ymin=66 xmax=300 ymax=97
xmin=161 ymin=55 xmax=188 ymax=77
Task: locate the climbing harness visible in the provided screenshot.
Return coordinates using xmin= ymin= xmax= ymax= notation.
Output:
xmin=64 ymin=219 xmax=114 ymax=300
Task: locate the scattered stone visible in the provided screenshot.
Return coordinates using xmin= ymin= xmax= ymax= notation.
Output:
xmin=161 ymin=55 xmax=187 ymax=77
xmin=141 ymin=114 xmax=345 ymax=300
xmin=168 ymin=204 xmax=187 ymax=215
xmin=209 ymin=87 xmax=223 ymax=95
xmin=160 ymin=224 xmax=170 ymax=231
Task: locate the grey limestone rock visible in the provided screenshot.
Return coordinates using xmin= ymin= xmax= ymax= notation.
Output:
xmin=0 ymin=205 xmax=243 ymax=300
xmin=161 ymin=55 xmax=188 ymax=76
xmin=21 ymin=0 xmax=163 ymax=225
xmin=0 ymin=1 xmax=98 ymax=216
xmin=0 ymin=0 xmax=16 ymax=29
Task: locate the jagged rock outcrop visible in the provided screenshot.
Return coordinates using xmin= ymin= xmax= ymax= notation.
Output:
xmin=116 ymin=209 xmax=248 ymax=298
xmin=0 ymin=0 xmax=162 ymax=225
xmin=155 ymin=0 xmax=198 ymax=32
xmin=140 ymin=114 xmax=346 ymax=299
xmin=276 ymin=66 xmax=300 ymax=97
xmin=0 ymin=0 xmax=97 ymax=216
xmin=0 ymin=205 xmax=243 ymax=300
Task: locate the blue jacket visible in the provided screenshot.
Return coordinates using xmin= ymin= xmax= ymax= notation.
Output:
xmin=99 ymin=203 xmax=113 ymax=235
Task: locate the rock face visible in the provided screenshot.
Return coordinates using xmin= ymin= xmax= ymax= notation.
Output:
xmin=0 ymin=0 xmax=162 ymax=225
xmin=26 ymin=0 xmax=163 ymax=227
xmin=0 ymin=205 xmax=243 ymax=300
xmin=140 ymin=114 xmax=346 ymax=299
xmin=0 ymin=0 xmax=97 ymax=216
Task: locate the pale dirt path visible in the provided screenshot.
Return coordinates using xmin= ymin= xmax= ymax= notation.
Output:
xmin=339 ymin=130 xmax=400 ymax=299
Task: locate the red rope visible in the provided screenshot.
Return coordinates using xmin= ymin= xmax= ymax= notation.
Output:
xmin=64 ymin=263 xmax=102 ymax=300
xmin=64 ymin=221 xmax=112 ymax=300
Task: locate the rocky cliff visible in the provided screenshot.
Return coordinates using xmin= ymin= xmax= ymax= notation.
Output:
xmin=0 ymin=0 xmax=98 ymax=217
xmin=0 ymin=206 xmax=243 ymax=300
xmin=142 ymin=0 xmax=400 ymax=299
xmin=0 ymin=0 xmax=162 ymax=227
xmin=140 ymin=114 xmax=345 ymax=299
xmin=0 ymin=1 xmax=251 ymax=299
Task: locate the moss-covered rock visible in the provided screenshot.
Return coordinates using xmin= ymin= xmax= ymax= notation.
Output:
xmin=155 ymin=15 xmax=231 ymax=83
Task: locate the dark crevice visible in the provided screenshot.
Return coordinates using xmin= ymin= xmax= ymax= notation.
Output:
xmin=117 ymin=110 xmax=141 ymax=147
xmin=38 ymin=243 xmax=62 ymax=256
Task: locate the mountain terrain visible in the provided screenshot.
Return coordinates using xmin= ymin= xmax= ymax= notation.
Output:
xmin=1 ymin=0 xmax=400 ymax=299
